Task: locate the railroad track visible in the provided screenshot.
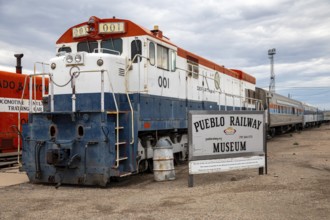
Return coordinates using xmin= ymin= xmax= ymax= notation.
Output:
xmin=0 ymin=152 xmax=21 ymax=168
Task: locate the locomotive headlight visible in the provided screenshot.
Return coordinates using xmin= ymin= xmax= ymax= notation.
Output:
xmin=51 ymin=63 xmax=56 ymax=70
xmin=65 ymin=53 xmax=84 ymax=66
xmin=75 ymin=54 xmax=82 ymax=63
xmin=97 ymin=59 xmax=104 ymax=66
xmin=66 ymin=54 xmax=73 ymax=63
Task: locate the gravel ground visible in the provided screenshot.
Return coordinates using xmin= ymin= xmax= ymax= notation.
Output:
xmin=0 ymin=124 xmax=329 ymax=220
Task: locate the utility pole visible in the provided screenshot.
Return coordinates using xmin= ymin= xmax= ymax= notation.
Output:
xmin=268 ymin=48 xmax=276 ymax=93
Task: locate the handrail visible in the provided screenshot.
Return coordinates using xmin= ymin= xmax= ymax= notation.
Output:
xmin=17 ymin=74 xmax=29 ymax=166
xmin=17 ymin=62 xmax=50 ymax=165
xmin=73 ymin=69 xmax=124 ymax=168
xmin=106 ymin=70 xmax=121 ymax=168
xmin=176 ymin=65 xmax=264 ymax=111
xmin=124 ymin=54 xmax=149 ymax=145
xmin=28 ymin=73 xmax=52 ymax=113
xmin=93 ymin=48 xmax=120 ymax=55
xmin=71 ymin=69 xmax=108 ymax=112
xmin=34 ymin=62 xmax=49 ymax=98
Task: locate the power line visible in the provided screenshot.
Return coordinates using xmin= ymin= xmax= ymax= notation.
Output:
xmin=280 ymin=86 xmax=330 ymax=89
xmin=291 ymin=90 xmax=330 ymax=97
xmin=258 ymin=85 xmax=330 ymax=90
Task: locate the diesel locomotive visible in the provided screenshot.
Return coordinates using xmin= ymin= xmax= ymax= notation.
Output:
xmin=21 ymin=16 xmax=257 ymax=186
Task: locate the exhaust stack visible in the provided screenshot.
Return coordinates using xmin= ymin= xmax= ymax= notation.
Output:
xmin=14 ymin=53 xmax=24 ymax=74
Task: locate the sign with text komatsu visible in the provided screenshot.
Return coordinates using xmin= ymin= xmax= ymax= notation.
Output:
xmin=188 ymin=111 xmax=266 ymax=187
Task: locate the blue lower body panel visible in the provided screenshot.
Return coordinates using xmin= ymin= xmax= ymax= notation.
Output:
xmin=22 ymin=111 xmax=134 ymax=186
xmin=22 ymin=92 xmax=236 ymax=185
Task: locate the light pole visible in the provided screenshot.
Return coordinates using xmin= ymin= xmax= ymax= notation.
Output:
xmin=268 ymin=48 xmax=276 ymax=93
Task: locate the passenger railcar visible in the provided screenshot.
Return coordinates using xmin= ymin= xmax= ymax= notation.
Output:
xmin=22 ymin=16 xmax=257 ymax=186
xmin=0 ymin=62 xmax=46 ymax=153
xmin=323 ymin=111 xmax=330 ymax=123
xmin=302 ymin=103 xmax=323 ymax=128
xmin=255 ymin=87 xmax=304 ymax=136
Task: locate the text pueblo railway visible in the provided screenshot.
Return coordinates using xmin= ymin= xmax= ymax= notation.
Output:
xmin=193 ymin=116 xmax=263 ymax=132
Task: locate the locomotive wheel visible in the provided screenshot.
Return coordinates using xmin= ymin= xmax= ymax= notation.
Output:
xmin=138 ymin=159 xmax=148 ymax=173
xmin=270 ymin=128 xmax=276 ymax=137
xmin=147 ymin=159 xmax=153 ymax=173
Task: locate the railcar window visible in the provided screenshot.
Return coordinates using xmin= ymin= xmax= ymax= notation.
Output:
xmin=157 ymin=44 xmax=169 ymax=70
xmin=77 ymin=41 xmax=98 ymax=53
xmin=170 ymin=50 xmax=176 ymax=72
xmin=101 ymin=38 xmax=123 ymax=55
xmin=58 ymin=47 xmax=72 ymax=53
xmin=131 ymin=40 xmax=142 ymax=63
xmin=149 ymin=42 xmax=155 ymax=65
xmin=245 ymin=89 xmax=255 ymax=104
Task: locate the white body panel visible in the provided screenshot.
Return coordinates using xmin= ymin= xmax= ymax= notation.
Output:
xmin=52 ymin=35 xmax=255 ymax=110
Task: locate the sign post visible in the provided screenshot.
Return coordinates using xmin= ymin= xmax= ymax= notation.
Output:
xmin=188 ymin=110 xmax=267 ymax=187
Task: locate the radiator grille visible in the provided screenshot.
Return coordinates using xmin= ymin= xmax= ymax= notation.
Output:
xmin=0 ymin=138 xmax=14 ymax=149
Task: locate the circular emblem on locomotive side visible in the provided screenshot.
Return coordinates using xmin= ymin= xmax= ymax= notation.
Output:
xmin=214 ymin=72 xmax=220 ymax=90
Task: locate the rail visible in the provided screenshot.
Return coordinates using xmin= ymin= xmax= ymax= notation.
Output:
xmin=21 ymin=67 xmax=131 ymax=169
xmin=17 ymin=62 xmax=50 ymax=165
xmin=69 ymin=69 xmax=126 ymax=168
xmin=93 ymin=48 xmax=121 ymax=55
xmin=21 ymin=63 xmax=137 ymax=169
xmin=68 ymin=69 xmax=107 ymax=112
xmin=123 ymin=54 xmax=150 ymax=145
xmin=176 ymin=66 xmax=262 ymax=111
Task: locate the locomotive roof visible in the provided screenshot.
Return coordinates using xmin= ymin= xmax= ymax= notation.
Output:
xmin=56 ymin=16 xmax=256 ymax=84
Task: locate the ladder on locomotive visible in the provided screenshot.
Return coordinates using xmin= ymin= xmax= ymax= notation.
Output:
xmin=107 ymin=78 xmax=132 ymax=175
xmin=106 ymin=110 xmax=129 ymax=170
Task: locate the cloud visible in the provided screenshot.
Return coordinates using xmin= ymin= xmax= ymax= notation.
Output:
xmin=0 ymin=0 xmax=329 ymax=109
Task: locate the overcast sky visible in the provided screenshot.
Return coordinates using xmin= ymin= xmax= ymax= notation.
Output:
xmin=1 ymin=0 xmax=329 ymax=109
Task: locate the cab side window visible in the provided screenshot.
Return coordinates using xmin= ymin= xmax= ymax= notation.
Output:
xmin=58 ymin=47 xmax=72 ymax=53
xmin=149 ymin=42 xmax=155 ymax=66
xmin=131 ymin=40 xmax=142 ymax=63
xmin=157 ymin=44 xmax=169 ymax=70
xmin=170 ymin=50 xmax=176 ymax=72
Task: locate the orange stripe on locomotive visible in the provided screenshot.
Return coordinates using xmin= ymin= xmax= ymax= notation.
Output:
xmin=56 ymin=16 xmax=256 ymax=85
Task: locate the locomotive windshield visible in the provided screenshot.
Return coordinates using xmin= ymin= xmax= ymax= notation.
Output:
xmin=77 ymin=41 xmax=98 ymax=53
xmin=101 ymin=38 xmax=122 ymax=55
xmin=77 ymin=38 xmax=123 ymax=55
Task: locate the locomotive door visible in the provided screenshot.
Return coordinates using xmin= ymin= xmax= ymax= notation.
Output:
xmin=154 ymin=42 xmax=170 ymax=120
xmin=129 ymin=38 xmax=147 ymax=93
xmin=144 ymin=40 xmax=164 ymax=96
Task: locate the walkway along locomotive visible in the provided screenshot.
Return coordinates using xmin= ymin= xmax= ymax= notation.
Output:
xmin=22 ymin=16 xmax=258 ymax=186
